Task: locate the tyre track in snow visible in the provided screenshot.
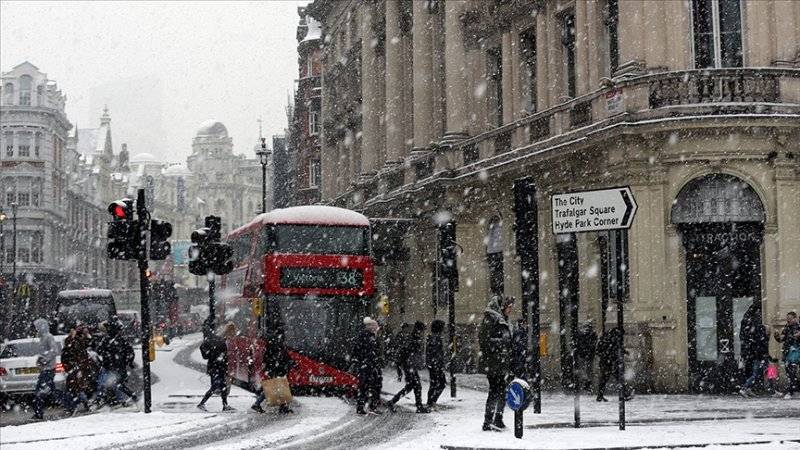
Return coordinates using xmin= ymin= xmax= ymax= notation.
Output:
xmin=170 ymin=341 xmax=422 ymax=450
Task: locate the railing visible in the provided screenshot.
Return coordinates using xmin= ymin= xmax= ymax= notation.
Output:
xmin=649 ymin=69 xmax=781 ymax=108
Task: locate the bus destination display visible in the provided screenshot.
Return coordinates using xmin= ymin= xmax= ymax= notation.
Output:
xmin=280 ymin=267 xmax=364 ymax=289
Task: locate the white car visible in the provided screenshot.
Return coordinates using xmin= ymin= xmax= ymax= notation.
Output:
xmin=0 ymin=336 xmax=67 ymax=396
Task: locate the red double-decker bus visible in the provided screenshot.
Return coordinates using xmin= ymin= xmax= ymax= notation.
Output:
xmin=220 ymin=205 xmax=374 ymax=394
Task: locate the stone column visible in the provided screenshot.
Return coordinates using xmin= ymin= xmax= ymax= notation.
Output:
xmin=615 ymin=0 xmax=647 ymax=76
xmin=384 ymin=0 xmax=405 ymax=164
xmin=501 ymin=31 xmax=514 ymax=125
xmin=443 ymin=0 xmax=469 ymax=140
xmin=412 ymin=0 xmax=434 ymax=150
xmin=360 ymin=4 xmax=384 ymax=176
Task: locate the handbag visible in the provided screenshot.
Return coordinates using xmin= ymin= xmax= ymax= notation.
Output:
xmin=262 ymin=376 xmax=293 ymax=406
xmin=787 ymin=346 xmax=800 ymax=364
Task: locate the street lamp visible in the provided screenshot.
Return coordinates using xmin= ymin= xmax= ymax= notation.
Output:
xmin=256 ymin=137 xmax=271 ymax=214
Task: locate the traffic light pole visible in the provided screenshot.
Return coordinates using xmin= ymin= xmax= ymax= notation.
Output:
xmin=207 ymin=275 xmax=215 ymax=331
xmin=136 ymin=189 xmax=153 ymax=413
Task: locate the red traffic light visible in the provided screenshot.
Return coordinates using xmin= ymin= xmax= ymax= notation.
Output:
xmin=113 ymin=205 xmax=126 ymax=218
xmin=108 ymin=199 xmax=133 ymax=220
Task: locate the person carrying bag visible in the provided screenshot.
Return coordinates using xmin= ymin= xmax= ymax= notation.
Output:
xmin=252 ymin=305 xmax=295 ymax=414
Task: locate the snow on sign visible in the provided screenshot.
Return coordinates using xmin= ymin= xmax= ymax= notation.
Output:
xmin=552 ymin=186 xmax=637 ymax=234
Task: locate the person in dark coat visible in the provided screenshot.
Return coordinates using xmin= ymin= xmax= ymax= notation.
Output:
xmin=739 ymin=324 xmax=770 ymax=396
xmin=479 ymin=295 xmax=514 ymax=431
xmin=252 ymin=310 xmax=295 ymax=414
xmin=426 ymin=319 xmax=446 ymax=409
xmin=388 ymin=321 xmax=430 ymax=413
xmin=352 ymin=316 xmax=384 ymax=415
xmin=198 ymin=323 xmax=235 ymax=411
xmin=774 ymin=311 xmax=800 ymax=398
xmin=62 ymin=322 xmax=94 ymax=412
xmin=595 ymin=327 xmax=630 ymax=401
xmin=575 ymin=322 xmax=598 ymax=391
xmin=95 ymin=318 xmax=137 ymax=407
xmin=739 ymin=304 xmax=760 ymax=387
xmin=390 ymin=323 xmax=410 ymax=382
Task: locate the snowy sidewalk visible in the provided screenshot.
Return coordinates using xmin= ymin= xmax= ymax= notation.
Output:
xmin=377 ymin=369 xmax=800 ymax=449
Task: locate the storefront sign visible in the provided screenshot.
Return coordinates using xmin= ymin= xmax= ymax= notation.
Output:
xmin=552 ymin=187 xmax=637 ymax=234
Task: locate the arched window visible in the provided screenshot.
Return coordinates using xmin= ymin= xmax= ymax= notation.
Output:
xmin=3 ymin=83 xmax=14 ymax=105
xmin=485 ymin=217 xmax=504 ymax=296
xmin=19 ymin=75 xmax=32 ymax=106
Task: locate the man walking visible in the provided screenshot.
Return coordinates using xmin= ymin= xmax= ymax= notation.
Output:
xmin=575 ymin=322 xmax=598 ymax=391
xmin=774 ymin=311 xmax=800 ymax=399
xmin=32 ymin=318 xmax=70 ymax=420
xmin=740 ymin=323 xmax=770 ymax=397
xmin=95 ymin=318 xmax=137 ymax=407
xmin=426 ymin=319 xmax=446 ymax=409
xmin=479 ymin=295 xmax=514 ymax=431
xmin=198 ymin=323 xmax=235 ymax=411
xmin=388 ymin=321 xmax=430 ymax=413
xmin=595 ymin=327 xmax=631 ymax=402
xmin=352 ymin=317 xmax=383 ymax=415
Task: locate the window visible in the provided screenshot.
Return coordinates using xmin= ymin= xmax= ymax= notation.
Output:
xmin=487 ymin=47 xmax=503 ymax=126
xmin=18 ymin=133 xmax=31 ymax=157
xmin=17 ymin=192 xmax=30 ymax=207
xmin=3 ymin=83 xmax=13 ymax=105
xmin=520 ymin=28 xmax=537 ymax=113
xmin=561 ymin=12 xmax=577 ymax=98
xmin=309 ymin=159 xmax=321 ymax=187
xmin=486 ymin=218 xmax=504 ymax=296
xmin=34 ymin=133 xmax=41 ymax=157
xmin=4 ymin=131 xmax=12 ymax=157
xmin=692 ymin=0 xmax=743 ymax=68
xmin=32 ymin=232 xmax=42 ymax=263
xmin=19 ymin=75 xmax=32 ymax=106
xmin=307 ymin=56 xmax=314 ymax=77
xmin=6 ymin=192 xmax=14 ymax=205
xmin=604 ymin=0 xmax=619 ymax=75
xmin=309 ymin=109 xmax=319 ymax=136
xmin=37 ymin=85 xmax=44 ymax=106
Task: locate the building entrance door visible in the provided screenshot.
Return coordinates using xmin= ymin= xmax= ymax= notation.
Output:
xmin=682 ymin=222 xmax=762 ymax=393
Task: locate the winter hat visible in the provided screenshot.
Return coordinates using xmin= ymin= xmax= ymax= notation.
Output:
xmin=363 ymin=316 xmax=379 ymax=331
xmin=501 ymin=296 xmax=516 ymax=309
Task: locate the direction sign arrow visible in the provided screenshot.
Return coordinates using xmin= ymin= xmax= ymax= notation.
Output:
xmin=551 ymin=186 xmax=637 ymax=234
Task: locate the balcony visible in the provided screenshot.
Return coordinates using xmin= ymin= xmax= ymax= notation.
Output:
xmin=366 ymin=68 xmax=799 ymax=204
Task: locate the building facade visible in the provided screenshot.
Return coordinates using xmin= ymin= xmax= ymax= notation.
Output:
xmin=308 ymin=0 xmax=800 ymax=392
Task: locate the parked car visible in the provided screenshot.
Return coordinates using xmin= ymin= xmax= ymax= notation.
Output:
xmin=0 ymin=336 xmax=67 ymax=398
xmin=117 ymin=309 xmax=141 ymax=343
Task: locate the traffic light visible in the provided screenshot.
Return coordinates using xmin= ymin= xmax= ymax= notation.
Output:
xmin=150 ymin=219 xmax=172 ymax=260
xmin=107 ymin=199 xmax=137 ymax=260
xmin=188 ymin=216 xmax=234 ymax=275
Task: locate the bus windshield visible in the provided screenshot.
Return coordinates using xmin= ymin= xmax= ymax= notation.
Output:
xmin=55 ymin=296 xmax=116 ymax=332
xmin=272 ymin=225 xmax=369 ymax=255
xmin=270 ymin=295 xmax=364 ymax=371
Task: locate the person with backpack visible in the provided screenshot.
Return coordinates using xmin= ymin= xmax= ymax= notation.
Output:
xmin=388 ymin=321 xmax=430 ymax=413
xmin=774 ymin=311 xmax=800 ymax=399
xmin=95 ymin=317 xmax=137 ymax=407
xmin=426 ymin=319 xmax=446 ymax=409
xmin=198 ymin=322 xmax=236 ymax=411
xmin=479 ymin=295 xmax=514 ymax=431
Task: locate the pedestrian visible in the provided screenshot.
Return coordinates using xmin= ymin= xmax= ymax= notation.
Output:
xmin=388 ymin=321 xmax=430 ymax=413
xmin=766 ymin=357 xmax=782 ymax=396
xmin=31 ymin=318 xmax=71 ymax=420
xmin=739 ymin=324 xmax=770 ymax=397
xmin=426 ymin=319 xmax=446 ymax=409
xmin=773 ymin=311 xmax=800 ymax=399
xmin=62 ymin=322 xmax=94 ymax=413
xmin=391 ymin=323 xmax=410 ymax=382
xmin=740 ymin=304 xmax=760 ymax=388
xmin=512 ymin=318 xmax=528 ymax=379
xmin=595 ymin=327 xmax=631 ymax=402
xmin=351 ymin=316 xmax=384 ymax=415
xmin=575 ymin=322 xmax=597 ymax=391
xmin=252 ymin=310 xmax=295 ymax=414
xmin=478 ymin=295 xmax=514 ymax=431
xmin=95 ymin=317 xmax=137 ymax=407
xmin=198 ymin=322 xmax=236 ymax=411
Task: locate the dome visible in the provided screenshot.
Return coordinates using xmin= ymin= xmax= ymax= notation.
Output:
xmin=196 ymin=120 xmax=228 ymax=138
xmin=130 ymin=152 xmax=160 ymax=164
xmin=163 ymin=163 xmax=192 ymax=177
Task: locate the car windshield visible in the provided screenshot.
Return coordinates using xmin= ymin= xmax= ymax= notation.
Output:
xmin=270 ymin=295 xmax=364 ymax=371
xmin=272 ymin=225 xmax=369 ymax=255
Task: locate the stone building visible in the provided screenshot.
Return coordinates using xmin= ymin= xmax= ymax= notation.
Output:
xmin=287 ymin=6 xmax=324 ymax=206
xmin=307 ymin=0 xmax=800 ymax=392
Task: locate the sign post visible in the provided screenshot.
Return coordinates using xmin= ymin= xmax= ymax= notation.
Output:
xmin=506 ymin=378 xmax=531 ymax=439
xmin=551 ymin=186 xmax=637 ymax=431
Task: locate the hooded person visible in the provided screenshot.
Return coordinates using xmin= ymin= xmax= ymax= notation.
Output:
xmin=32 ymin=318 xmax=71 ymax=419
xmin=62 ymin=322 xmax=95 ymax=412
xmin=426 ymin=319 xmax=447 ymax=409
xmin=95 ymin=317 xmax=137 ymax=407
xmin=351 ymin=316 xmax=384 ymax=415
xmin=388 ymin=321 xmax=430 ymax=414
xmin=198 ymin=322 xmax=236 ymax=411
xmin=252 ymin=309 xmax=295 ymax=414
xmin=478 ymin=295 xmax=514 ymax=431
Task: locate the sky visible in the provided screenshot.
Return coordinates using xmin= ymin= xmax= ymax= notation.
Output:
xmin=0 ymin=0 xmax=307 ymax=163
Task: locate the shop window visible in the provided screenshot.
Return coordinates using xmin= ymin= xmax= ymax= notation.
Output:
xmin=692 ymin=0 xmax=743 ymax=68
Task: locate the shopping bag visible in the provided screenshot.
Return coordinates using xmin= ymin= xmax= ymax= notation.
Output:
xmin=262 ymin=376 xmax=293 ymax=406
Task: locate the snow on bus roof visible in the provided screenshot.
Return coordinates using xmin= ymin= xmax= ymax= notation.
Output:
xmin=57 ymin=289 xmax=113 ymax=298
xmin=231 ymin=206 xmax=370 ymax=236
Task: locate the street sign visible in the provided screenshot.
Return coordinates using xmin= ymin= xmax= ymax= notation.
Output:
xmin=552 ymin=186 xmax=637 ymax=234
xmin=506 ymin=378 xmax=530 ymax=411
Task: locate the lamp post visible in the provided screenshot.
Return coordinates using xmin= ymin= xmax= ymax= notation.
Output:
xmin=256 ymin=138 xmax=271 ymax=214
xmin=11 ymin=202 xmax=18 ymax=305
